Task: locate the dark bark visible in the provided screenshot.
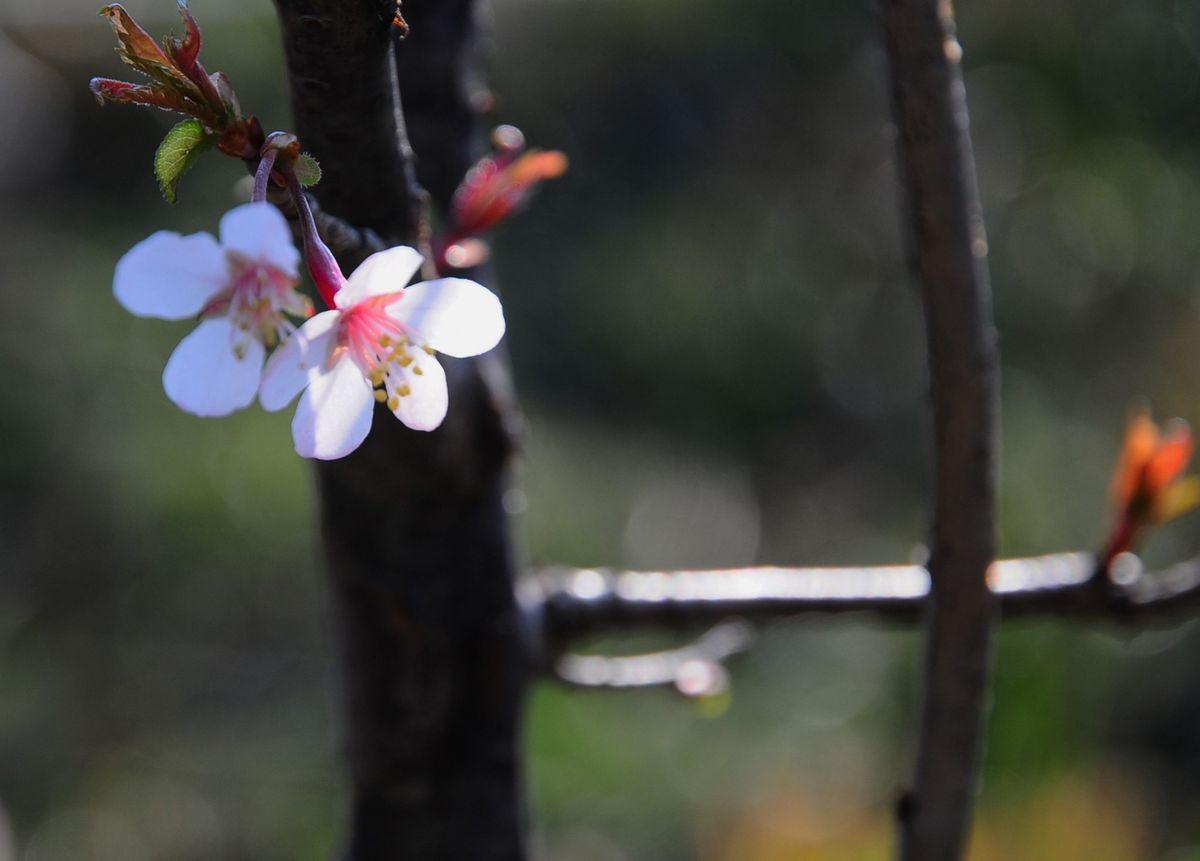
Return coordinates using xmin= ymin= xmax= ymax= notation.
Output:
xmin=393 ymin=0 xmax=487 ymax=208
xmin=272 ymin=2 xmax=526 ymax=859
xmin=880 ymin=1 xmax=999 ymax=859
xmin=273 ymin=0 xmax=420 ymax=253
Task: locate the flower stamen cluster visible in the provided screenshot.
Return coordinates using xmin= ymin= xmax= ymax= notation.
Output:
xmin=339 ymin=297 xmax=429 ymax=410
xmin=205 ymin=254 xmax=313 ymax=350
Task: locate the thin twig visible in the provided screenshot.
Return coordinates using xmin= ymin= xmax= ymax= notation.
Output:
xmin=553 ymin=620 xmax=753 ymax=695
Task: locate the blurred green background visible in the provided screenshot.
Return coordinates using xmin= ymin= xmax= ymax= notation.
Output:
xmin=4 ymin=0 xmax=1200 ymax=857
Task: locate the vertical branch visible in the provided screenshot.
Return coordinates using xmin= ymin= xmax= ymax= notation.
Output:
xmin=881 ymin=2 xmax=999 ymax=860
xmin=273 ymin=2 xmax=525 ymax=859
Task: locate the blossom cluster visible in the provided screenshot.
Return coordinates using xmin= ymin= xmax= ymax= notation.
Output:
xmin=115 ymin=202 xmax=505 ymax=459
xmin=95 ymin=1 xmax=565 ymax=461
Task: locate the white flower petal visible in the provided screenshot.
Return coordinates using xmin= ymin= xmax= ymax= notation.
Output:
xmin=114 ymin=230 xmax=227 ymax=320
xmin=392 ymin=352 xmax=448 ymax=431
xmin=219 ymin=202 xmax=300 ymax=275
xmin=388 ymin=277 xmax=505 ymax=358
xmin=292 ymin=354 xmax=375 ymax=459
xmin=162 ymin=317 xmax=265 ymax=417
xmin=258 ymin=310 xmax=341 ymax=411
xmin=335 ymin=245 xmax=424 ymax=308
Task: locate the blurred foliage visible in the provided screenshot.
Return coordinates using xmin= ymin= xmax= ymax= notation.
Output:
xmin=4 ymin=0 xmax=1200 ymax=857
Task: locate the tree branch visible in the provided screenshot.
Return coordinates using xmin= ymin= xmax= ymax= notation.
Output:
xmin=525 ymin=551 xmax=1200 ymax=669
xmin=880 ymin=0 xmax=999 ymax=857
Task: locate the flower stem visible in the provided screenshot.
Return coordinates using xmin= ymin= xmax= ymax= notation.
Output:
xmin=252 ymin=148 xmax=277 ymax=203
xmin=284 ymin=164 xmax=343 ymax=309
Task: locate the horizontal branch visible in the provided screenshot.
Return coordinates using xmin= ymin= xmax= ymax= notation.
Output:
xmin=522 ymin=550 xmax=1200 ymax=669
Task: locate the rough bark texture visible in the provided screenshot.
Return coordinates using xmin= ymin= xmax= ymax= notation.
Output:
xmin=273 ymin=2 xmax=526 ymax=859
xmin=881 ymin=2 xmax=1000 ymax=860
xmin=274 ymin=0 xmax=421 ymax=255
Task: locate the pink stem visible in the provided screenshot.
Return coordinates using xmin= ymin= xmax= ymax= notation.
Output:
xmin=252 ymin=148 xmax=277 ymax=203
xmin=284 ymin=164 xmax=343 ymax=309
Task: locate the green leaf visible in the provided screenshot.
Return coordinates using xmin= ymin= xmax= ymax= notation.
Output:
xmin=153 ymin=118 xmax=213 ymax=203
xmin=293 ymin=152 xmax=322 ymax=187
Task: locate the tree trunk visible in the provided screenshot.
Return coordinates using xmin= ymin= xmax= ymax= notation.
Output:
xmin=272 ymin=2 xmax=527 ymax=858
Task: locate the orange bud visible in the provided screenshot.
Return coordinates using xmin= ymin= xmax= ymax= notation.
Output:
xmin=508 ymin=150 xmax=569 ymax=187
xmin=450 ymin=143 xmax=568 ymax=238
xmin=1145 ymin=420 xmax=1192 ymax=500
xmin=1103 ymin=406 xmax=1197 ymax=564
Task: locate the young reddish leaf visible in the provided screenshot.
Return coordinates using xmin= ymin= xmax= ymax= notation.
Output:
xmin=1109 ymin=408 xmax=1159 ymax=512
xmin=1102 ymin=408 xmax=1198 ymax=564
xmin=164 ymin=1 xmax=229 ymax=124
xmin=100 ymin=4 xmax=194 ymax=92
xmin=93 ymin=4 xmax=268 ymax=180
xmin=433 ymin=129 xmax=567 ymax=271
xmin=90 ymin=77 xmax=192 ymax=113
xmin=1145 ymin=420 xmax=1192 ymax=496
xmin=210 ymin=72 xmax=242 ymax=119
xmin=452 ymin=148 xmax=569 ymax=236
xmin=164 ymin=0 xmax=202 ymax=73
xmin=154 ymin=118 xmax=214 ymax=203
xmin=508 ymin=149 xmax=568 ymax=187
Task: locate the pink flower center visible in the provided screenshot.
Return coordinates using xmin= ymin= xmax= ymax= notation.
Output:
xmin=337 ymin=294 xmax=432 ymax=410
xmin=201 ymin=254 xmax=311 ymax=350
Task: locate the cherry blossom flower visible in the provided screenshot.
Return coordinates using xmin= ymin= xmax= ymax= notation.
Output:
xmin=258 ymin=246 xmax=504 ymax=460
xmin=114 ymin=202 xmax=309 ymax=416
